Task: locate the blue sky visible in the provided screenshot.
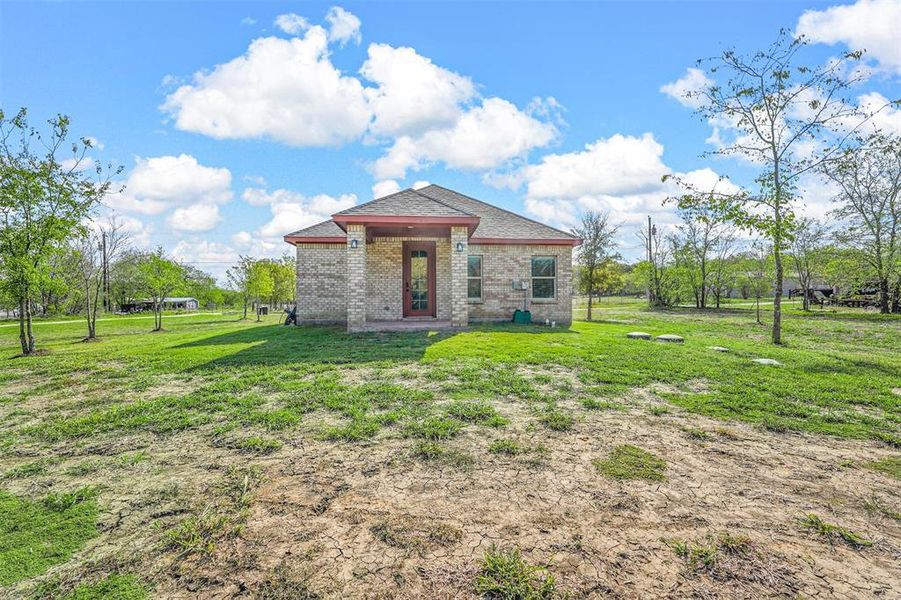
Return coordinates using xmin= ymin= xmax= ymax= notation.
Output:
xmin=2 ymin=0 xmax=899 ymax=279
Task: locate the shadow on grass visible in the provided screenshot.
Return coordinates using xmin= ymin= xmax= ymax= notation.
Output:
xmin=176 ymin=321 xmax=577 ymax=370
xmin=176 ymin=323 xmax=456 ymax=368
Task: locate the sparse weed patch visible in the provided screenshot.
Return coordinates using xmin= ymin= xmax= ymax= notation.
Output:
xmin=594 ymin=445 xmax=666 ymax=482
xmin=370 ymin=518 xmax=462 ymax=554
xmin=322 ymin=418 xmax=380 ymax=442
xmin=403 ymin=415 xmax=463 ymax=440
xmin=2 ymin=459 xmax=48 ymax=479
xmin=863 ymin=456 xmax=900 ymax=480
xmin=666 ymin=532 xmax=791 ymax=585
xmin=446 ymin=400 xmax=508 ymax=427
xmin=798 ymin=513 xmax=872 ymax=548
xmin=684 ymin=427 xmax=710 ymax=441
xmin=581 ymin=398 xmax=624 ymax=411
xmin=475 ymin=545 xmax=557 ymax=599
xmin=647 ymin=405 xmax=670 ymax=416
xmin=411 ymin=441 xmax=474 ymax=468
xmin=255 ymin=562 xmax=320 ymax=600
xmin=538 ymin=407 xmax=573 ymax=431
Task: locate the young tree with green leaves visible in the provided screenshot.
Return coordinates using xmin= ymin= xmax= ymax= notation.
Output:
xmin=73 ymin=218 xmax=129 ymax=340
xmin=226 ymin=255 xmax=254 ymax=320
xmin=668 ymin=32 xmax=878 ymax=343
xmin=137 ymin=248 xmax=184 ymax=332
xmin=571 ymin=211 xmax=620 ymax=320
xmin=247 ymin=260 xmax=274 ymax=322
xmin=0 ymin=108 xmax=120 ymax=354
xmin=822 ymin=136 xmax=900 ymax=313
xmin=789 ymin=218 xmax=828 ymax=311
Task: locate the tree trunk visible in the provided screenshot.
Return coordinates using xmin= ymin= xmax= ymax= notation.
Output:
xmin=18 ymin=296 xmax=36 ymax=355
xmin=756 ymin=295 xmax=761 ymax=324
xmin=878 ymin=277 xmax=890 ymax=314
xmin=773 ymin=247 xmax=783 ymax=344
xmin=242 ymin=300 xmax=248 ymax=320
xmin=587 ymin=292 xmax=593 ymax=321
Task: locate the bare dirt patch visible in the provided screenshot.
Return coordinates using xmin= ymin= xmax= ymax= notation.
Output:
xmin=144 ymin=380 xmax=900 ymax=599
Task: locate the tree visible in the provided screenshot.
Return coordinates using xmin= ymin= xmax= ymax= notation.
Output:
xmin=743 ymin=243 xmax=774 ymax=324
xmin=247 ymin=260 xmax=274 ymax=321
xmin=822 ymin=136 xmax=900 ymax=313
xmin=636 ymin=225 xmax=677 ymax=307
xmin=0 ymin=108 xmax=120 ymax=354
xmin=571 ymin=211 xmax=620 ymax=320
xmin=673 ymin=203 xmax=736 ymax=308
xmin=73 ymin=218 xmax=129 ymax=340
xmin=669 ymin=31 xmax=879 ymax=343
xmin=789 ymin=218 xmax=828 ymax=310
xmin=226 ymin=256 xmax=254 ymax=320
xmin=137 ymin=248 xmax=184 ymax=331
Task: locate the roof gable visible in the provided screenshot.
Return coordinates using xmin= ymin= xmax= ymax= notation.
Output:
xmin=284 ymin=185 xmax=579 ymax=245
xmin=334 ymin=188 xmax=474 ymax=218
xmin=416 ymin=185 xmax=577 ymax=241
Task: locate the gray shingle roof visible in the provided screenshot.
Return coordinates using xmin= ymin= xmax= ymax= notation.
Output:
xmin=334 ymin=188 xmax=474 ymax=218
xmin=284 ymin=185 xmax=578 ymax=243
xmin=284 ymin=219 xmax=346 ymax=239
xmin=416 ymin=185 xmax=578 ymax=241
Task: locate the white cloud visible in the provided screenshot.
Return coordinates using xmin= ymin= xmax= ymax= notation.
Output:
xmin=161 ymin=27 xmax=370 ymax=147
xmin=516 ymin=133 xmax=668 ymax=200
xmin=61 ymin=156 xmax=95 ymax=172
xmin=411 ymin=180 xmax=430 ymax=190
xmin=855 ymin=91 xmax=901 ymax=135
xmin=166 ymin=203 xmax=223 ymax=232
xmin=372 ymin=97 xmax=558 ymax=179
xmin=109 ymin=154 xmax=233 ymax=216
xmin=797 ymin=0 xmax=901 ymax=74
xmin=171 ymin=239 xmax=240 ymax=282
xmin=241 ymin=17 xmax=256 ymax=26
xmin=274 ymin=13 xmax=309 ymax=35
xmin=326 ymin=6 xmax=361 ymax=46
xmin=495 ymin=133 xmax=739 ymax=231
xmin=660 ymin=68 xmax=713 ymax=108
xmin=232 ymin=231 xmax=253 ymax=247
xmin=361 ymin=44 xmax=475 ymax=137
xmin=241 ymin=187 xmax=357 ymax=240
xmin=372 ymin=179 xmax=401 ymax=198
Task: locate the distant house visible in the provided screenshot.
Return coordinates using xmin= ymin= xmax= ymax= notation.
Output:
xmin=163 ymin=297 xmax=199 ymax=310
xmin=283 ymin=184 xmax=581 ymax=332
xmin=120 ymin=297 xmax=199 ymax=313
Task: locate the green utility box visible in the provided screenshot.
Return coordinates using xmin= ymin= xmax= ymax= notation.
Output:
xmin=512 ymin=309 xmax=532 ymax=324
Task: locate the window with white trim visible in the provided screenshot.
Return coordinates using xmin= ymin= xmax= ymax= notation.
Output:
xmin=531 ymin=256 xmax=556 ymax=299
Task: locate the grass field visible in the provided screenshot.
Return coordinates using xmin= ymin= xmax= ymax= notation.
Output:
xmin=0 ymin=301 xmax=898 ymax=598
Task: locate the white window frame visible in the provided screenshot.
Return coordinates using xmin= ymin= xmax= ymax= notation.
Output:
xmin=467 ymin=254 xmax=483 ymax=301
xmin=531 ymin=255 xmax=556 ymax=301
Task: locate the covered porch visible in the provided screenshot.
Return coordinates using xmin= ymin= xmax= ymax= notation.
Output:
xmin=335 ymin=214 xmax=477 ymax=333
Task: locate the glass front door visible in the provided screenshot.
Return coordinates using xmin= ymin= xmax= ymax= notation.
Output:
xmin=403 ymin=242 xmax=436 ymax=317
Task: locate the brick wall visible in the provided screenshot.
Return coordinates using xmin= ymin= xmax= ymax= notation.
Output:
xmin=294 ymin=238 xmax=574 ymax=326
xmin=450 ymin=227 xmax=469 ymax=327
xmin=346 ymin=224 xmax=367 ymax=331
xmin=467 ymin=244 xmax=573 ymax=324
xmin=366 ymin=237 xmax=451 ymax=321
xmin=295 ymin=243 xmax=346 ymax=324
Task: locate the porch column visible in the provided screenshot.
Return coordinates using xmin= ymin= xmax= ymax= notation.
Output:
xmin=346 ymin=223 xmax=367 ymax=332
xmin=450 ymin=226 xmax=469 ymax=327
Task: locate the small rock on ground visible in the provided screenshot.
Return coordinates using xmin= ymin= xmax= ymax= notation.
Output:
xmin=627 ymin=332 xmax=652 ymax=340
xmin=655 ymin=334 xmax=684 ymax=343
xmin=752 ymin=358 xmax=782 ymax=366
xmin=709 ymin=346 xmax=729 ymax=352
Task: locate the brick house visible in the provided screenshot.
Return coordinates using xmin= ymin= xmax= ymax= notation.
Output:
xmin=283 ymin=185 xmax=581 ymax=332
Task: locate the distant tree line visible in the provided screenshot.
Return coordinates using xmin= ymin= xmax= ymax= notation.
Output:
xmin=0 ymin=108 xmax=297 ymax=354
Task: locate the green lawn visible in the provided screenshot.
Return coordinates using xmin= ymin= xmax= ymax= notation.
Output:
xmin=0 ymin=302 xmax=898 ymax=597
